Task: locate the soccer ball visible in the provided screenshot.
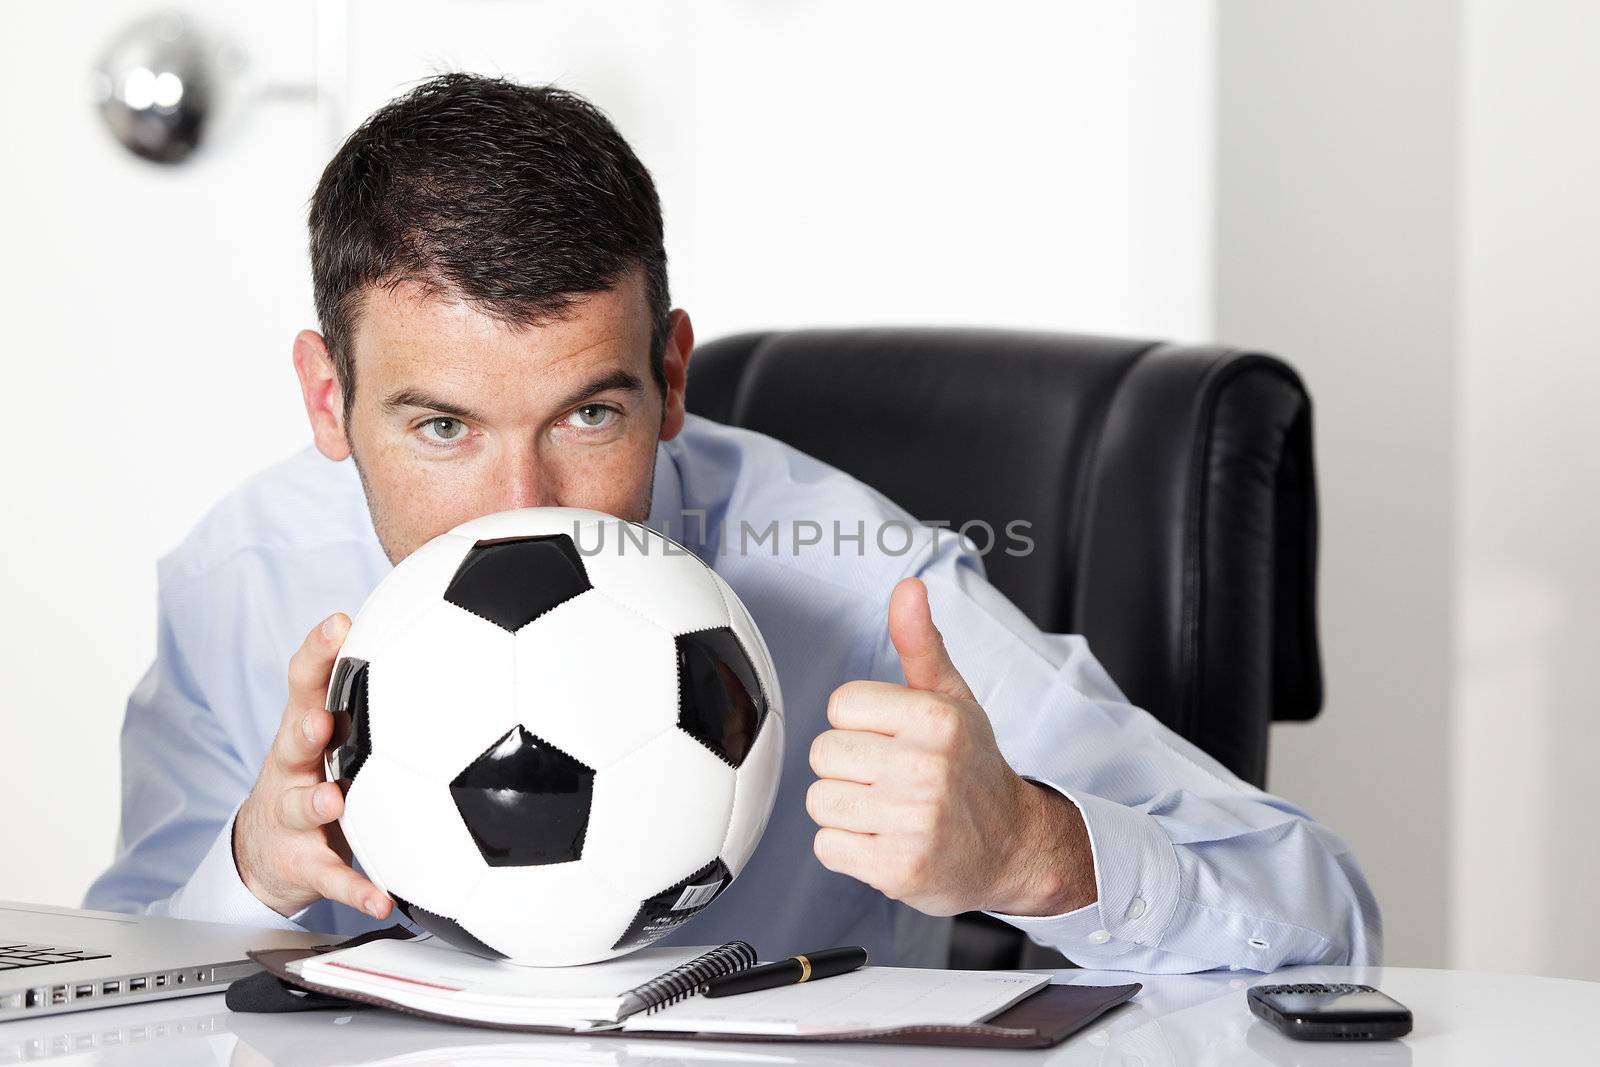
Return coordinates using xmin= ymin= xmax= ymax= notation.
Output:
xmin=322 ymin=508 xmax=784 ymax=965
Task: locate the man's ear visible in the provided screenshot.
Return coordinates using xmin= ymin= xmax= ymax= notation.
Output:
xmin=658 ymin=309 xmax=694 ymax=442
xmin=293 ymin=329 xmax=352 ymax=461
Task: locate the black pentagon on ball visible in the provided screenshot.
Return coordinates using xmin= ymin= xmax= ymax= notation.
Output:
xmin=676 ymin=627 xmax=767 ymax=768
xmin=443 ymin=534 xmax=592 ymax=632
xmin=612 ymin=857 xmax=733 ymax=951
xmin=450 ymin=724 xmax=596 ymax=867
xmin=325 ymin=657 xmax=371 ymax=782
xmin=391 ymin=893 xmax=506 ymax=960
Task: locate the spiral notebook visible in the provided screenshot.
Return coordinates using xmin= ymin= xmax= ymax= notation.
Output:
xmin=286 ymin=937 xmax=755 ymax=1031
xmin=252 ymin=928 xmax=1142 ymax=1049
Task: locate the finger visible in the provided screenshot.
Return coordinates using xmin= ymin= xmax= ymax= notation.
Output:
xmin=278 ymin=780 xmax=344 ymax=832
xmin=827 ymin=680 xmax=963 ymax=744
xmin=809 ymin=728 xmax=899 ymax=784
xmin=309 ymin=859 xmax=392 ymax=920
xmin=888 ymin=577 xmax=975 ymax=701
xmin=273 ymin=614 xmax=350 ymax=776
xmin=805 ymin=779 xmax=883 ymax=833
xmin=826 ymin=679 xmax=921 ymax=735
xmin=285 ymin=613 xmax=351 ymax=716
xmin=813 ymin=826 xmax=877 ymax=878
xmin=272 ymin=704 xmax=334 ymax=779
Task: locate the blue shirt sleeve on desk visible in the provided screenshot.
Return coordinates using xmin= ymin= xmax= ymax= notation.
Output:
xmin=893 ymin=537 xmax=1382 ymax=974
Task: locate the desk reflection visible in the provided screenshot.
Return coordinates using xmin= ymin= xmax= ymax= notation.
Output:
xmin=0 ymin=1001 xmax=231 ymax=1065
xmin=1057 ymin=971 xmax=1412 ymax=1067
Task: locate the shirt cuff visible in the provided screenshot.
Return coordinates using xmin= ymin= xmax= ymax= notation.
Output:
xmin=984 ymin=782 xmax=1181 ymax=962
xmin=163 ymin=804 xmax=311 ymax=931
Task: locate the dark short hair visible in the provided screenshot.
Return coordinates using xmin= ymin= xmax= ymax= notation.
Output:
xmin=308 ymin=73 xmax=671 ymax=414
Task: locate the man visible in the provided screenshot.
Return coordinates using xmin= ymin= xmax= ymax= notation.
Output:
xmin=86 ymin=74 xmax=1379 ymax=972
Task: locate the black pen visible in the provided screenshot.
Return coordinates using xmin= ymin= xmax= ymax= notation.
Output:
xmin=700 ymin=946 xmax=869 ymax=998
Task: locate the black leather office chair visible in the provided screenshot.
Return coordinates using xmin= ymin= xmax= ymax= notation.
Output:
xmin=685 ymin=327 xmax=1324 ymax=967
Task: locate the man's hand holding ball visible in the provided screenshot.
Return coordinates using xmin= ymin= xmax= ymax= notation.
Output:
xmin=233 ymin=613 xmax=393 ymax=922
xmin=808 ymin=578 xmax=1098 ymax=918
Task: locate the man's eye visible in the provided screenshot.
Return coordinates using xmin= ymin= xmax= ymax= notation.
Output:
xmin=568 ymin=404 xmax=614 ymax=429
xmin=419 ymin=417 xmax=467 ymax=443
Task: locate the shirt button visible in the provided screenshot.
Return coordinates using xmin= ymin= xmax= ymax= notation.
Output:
xmin=1087 ymin=930 xmax=1111 ymax=945
xmin=1126 ymin=896 xmax=1147 ymax=920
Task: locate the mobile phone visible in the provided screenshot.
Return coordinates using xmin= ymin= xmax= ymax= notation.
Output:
xmin=1247 ymin=982 xmax=1413 ymax=1041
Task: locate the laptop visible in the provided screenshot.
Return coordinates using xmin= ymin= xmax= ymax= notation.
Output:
xmin=0 ymin=900 xmax=327 ymax=1019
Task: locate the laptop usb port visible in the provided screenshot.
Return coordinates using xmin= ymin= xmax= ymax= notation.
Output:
xmin=74 ymin=984 xmax=94 ymax=999
xmin=128 ymin=978 xmax=147 ymax=992
xmin=102 ymin=981 xmax=120 ymax=995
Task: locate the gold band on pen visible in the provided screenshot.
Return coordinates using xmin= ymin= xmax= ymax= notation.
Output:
xmin=794 ymin=954 xmax=812 ymax=982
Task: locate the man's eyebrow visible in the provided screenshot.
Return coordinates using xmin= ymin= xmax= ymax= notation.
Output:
xmin=552 ymin=368 xmax=646 ymax=412
xmin=382 ymin=389 xmax=484 ymax=422
xmin=381 ymin=369 xmax=646 ymax=422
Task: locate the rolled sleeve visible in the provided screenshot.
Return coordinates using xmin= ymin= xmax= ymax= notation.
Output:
xmin=985 ymin=783 xmax=1181 ymax=961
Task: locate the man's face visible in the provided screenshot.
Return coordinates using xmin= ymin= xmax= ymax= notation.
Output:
xmin=295 ymin=268 xmax=688 ymax=564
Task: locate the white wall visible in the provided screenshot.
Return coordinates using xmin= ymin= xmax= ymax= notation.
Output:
xmin=342 ymin=0 xmax=1216 ymax=343
xmin=0 ymin=0 xmax=1215 ymax=909
xmin=0 ymin=0 xmax=325 ymax=906
xmin=1215 ymin=0 xmax=1462 ymax=971
xmin=1453 ymin=0 xmax=1600 ymax=981
xmin=1217 ymin=0 xmax=1600 ymax=981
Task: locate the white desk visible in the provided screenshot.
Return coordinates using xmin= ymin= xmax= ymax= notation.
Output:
xmin=1 ymin=965 xmax=1595 ymax=1065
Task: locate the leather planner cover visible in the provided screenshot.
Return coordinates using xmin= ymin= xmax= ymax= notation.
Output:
xmin=237 ymin=928 xmax=1140 ymax=1050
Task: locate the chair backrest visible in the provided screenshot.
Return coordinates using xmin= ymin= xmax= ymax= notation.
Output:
xmin=685 ymin=328 xmax=1322 ymax=786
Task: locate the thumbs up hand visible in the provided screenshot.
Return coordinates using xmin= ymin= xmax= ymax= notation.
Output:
xmin=807 ymin=578 xmax=1097 ymax=917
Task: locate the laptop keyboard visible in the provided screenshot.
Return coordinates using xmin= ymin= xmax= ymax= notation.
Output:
xmin=0 ymin=943 xmax=111 ymax=970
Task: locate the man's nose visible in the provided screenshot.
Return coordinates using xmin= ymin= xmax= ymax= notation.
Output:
xmin=498 ymin=450 xmax=558 ymax=512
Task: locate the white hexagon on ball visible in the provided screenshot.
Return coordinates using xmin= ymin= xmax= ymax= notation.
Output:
xmin=324 ymin=509 xmax=784 ymax=965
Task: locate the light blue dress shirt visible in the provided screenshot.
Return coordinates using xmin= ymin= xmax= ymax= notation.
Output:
xmin=85 ymin=414 xmax=1380 ymax=973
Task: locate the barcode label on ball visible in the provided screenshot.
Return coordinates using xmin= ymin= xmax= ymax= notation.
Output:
xmin=613 ymin=858 xmax=734 ymax=951
xmin=673 ymin=880 xmax=722 ymax=911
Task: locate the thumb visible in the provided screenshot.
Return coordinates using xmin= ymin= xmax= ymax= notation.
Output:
xmin=888 ymin=577 xmax=975 ymax=700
